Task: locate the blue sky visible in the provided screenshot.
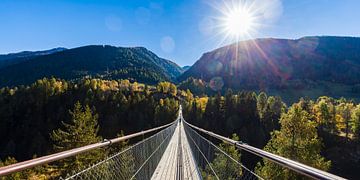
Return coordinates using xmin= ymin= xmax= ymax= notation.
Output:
xmin=0 ymin=0 xmax=359 ymax=66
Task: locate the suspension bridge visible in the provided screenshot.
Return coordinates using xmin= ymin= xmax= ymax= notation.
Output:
xmin=0 ymin=106 xmax=346 ymax=179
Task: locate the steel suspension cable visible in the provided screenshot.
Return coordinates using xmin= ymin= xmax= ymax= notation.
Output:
xmin=0 ymin=121 xmax=176 ymax=177
xmin=184 ymin=120 xmax=263 ymax=180
xmin=183 ymin=119 xmax=346 ymax=180
xmin=64 ymin=120 xmax=178 ymax=179
xmin=184 ymin=123 xmax=219 ymax=179
xmin=129 ymin=127 xmax=174 ymax=180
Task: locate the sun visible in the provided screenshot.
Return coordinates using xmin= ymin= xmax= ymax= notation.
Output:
xmin=223 ymin=7 xmax=255 ymax=38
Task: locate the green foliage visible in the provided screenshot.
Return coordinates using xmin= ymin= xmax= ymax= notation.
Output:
xmin=1 ymin=76 xmax=360 ymax=179
xmin=0 ymin=78 xmax=179 ymax=164
xmin=255 ymin=104 xmax=331 ymax=179
xmin=336 ymin=102 xmax=354 ymax=139
xmin=154 ymin=98 xmax=179 ymax=125
xmin=50 ymin=101 xmax=104 ymax=175
xmin=257 ymin=93 xmax=285 ymax=137
xmin=156 ymin=81 xmax=177 ymax=96
xmin=202 ymin=134 xmax=241 ymax=180
xmin=0 ymin=157 xmax=28 ymax=180
xmin=257 ymin=92 xmax=268 ymax=119
xmin=178 ymin=77 xmax=210 ymax=95
xmin=351 ymin=105 xmax=360 ymax=139
xmin=312 ymin=98 xmax=337 ymax=133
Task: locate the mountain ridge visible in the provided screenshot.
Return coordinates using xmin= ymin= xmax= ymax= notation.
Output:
xmin=0 ymin=45 xmax=182 ymax=87
xmin=0 ymin=47 xmax=67 ymax=69
xmin=179 ymin=36 xmax=360 ymax=102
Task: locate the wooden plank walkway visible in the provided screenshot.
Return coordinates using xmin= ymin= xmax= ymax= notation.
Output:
xmin=151 ymin=121 xmax=201 ymax=180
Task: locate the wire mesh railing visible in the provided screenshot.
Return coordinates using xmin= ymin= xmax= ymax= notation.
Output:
xmin=183 ymin=119 xmax=262 ymax=180
xmin=63 ymin=120 xmax=178 ymax=180
xmin=183 ymin=118 xmax=347 ymax=180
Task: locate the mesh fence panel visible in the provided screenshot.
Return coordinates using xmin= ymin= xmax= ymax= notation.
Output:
xmin=63 ymin=121 xmax=178 ymax=180
xmin=183 ymin=120 xmax=263 ymax=180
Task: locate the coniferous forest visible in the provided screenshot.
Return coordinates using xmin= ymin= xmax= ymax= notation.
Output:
xmin=0 ymin=77 xmax=359 ymax=179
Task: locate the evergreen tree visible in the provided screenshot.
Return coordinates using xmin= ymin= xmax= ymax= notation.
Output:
xmin=255 ymin=104 xmax=331 ymax=179
xmin=261 ymin=96 xmax=284 ymax=135
xmin=257 ymin=92 xmax=268 ymax=119
xmin=351 ymin=105 xmax=360 ymax=139
xmin=50 ymin=101 xmax=104 ymax=176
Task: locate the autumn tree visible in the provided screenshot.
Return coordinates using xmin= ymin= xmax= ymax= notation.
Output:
xmin=312 ymin=99 xmax=336 ymax=132
xmin=255 ymin=104 xmax=331 ymax=179
xmin=336 ymin=102 xmax=353 ymax=139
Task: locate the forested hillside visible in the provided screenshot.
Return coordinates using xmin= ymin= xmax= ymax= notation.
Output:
xmin=0 ymin=45 xmax=183 ymax=87
xmin=1 ymin=37 xmax=360 ymax=179
xmin=0 ymin=77 xmax=359 ymax=179
xmin=182 ymin=90 xmax=360 ymax=179
xmin=0 ymin=48 xmax=66 ymax=69
xmin=179 ymin=36 xmax=360 ymax=102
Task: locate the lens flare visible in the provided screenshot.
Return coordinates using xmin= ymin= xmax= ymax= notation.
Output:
xmin=223 ymin=7 xmax=255 ymax=37
xmin=206 ymin=0 xmax=282 ymax=44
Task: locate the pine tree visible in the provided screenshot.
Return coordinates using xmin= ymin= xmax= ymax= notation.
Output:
xmin=257 ymin=92 xmax=268 ymax=119
xmin=255 ymin=104 xmax=331 ymax=179
xmin=50 ymin=101 xmax=104 ymax=176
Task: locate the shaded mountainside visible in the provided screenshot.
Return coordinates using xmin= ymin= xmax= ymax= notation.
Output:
xmin=0 ymin=47 xmax=66 ymax=69
xmin=182 ymin=65 xmax=191 ymax=71
xmin=179 ymin=36 xmax=360 ymax=102
xmin=0 ymin=45 xmax=183 ymax=87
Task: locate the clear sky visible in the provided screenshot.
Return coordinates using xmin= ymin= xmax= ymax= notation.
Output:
xmin=0 ymin=0 xmax=359 ymax=66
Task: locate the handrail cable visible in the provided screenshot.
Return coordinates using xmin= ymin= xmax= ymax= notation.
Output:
xmin=184 ymin=124 xmax=219 ymax=180
xmin=66 ymin=120 xmax=176 ymax=179
xmin=184 ymin=120 xmax=264 ymax=180
xmin=0 ymin=121 xmax=176 ymax=177
xmin=183 ymin=119 xmax=347 ymax=180
xmin=129 ymin=127 xmax=174 ymax=180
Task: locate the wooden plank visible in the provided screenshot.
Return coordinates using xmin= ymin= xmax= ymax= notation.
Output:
xmin=151 ymin=121 xmax=201 ymax=180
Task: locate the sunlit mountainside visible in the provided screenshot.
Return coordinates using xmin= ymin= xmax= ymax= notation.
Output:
xmin=179 ymin=36 xmax=360 ymax=102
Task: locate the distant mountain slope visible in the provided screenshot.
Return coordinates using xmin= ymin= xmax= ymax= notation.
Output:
xmin=182 ymin=65 xmax=191 ymax=71
xmin=0 ymin=47 xmax=66 ymax=69
xmin=179 ymin=36 xmax=360 ymax=101
xmin=0 ymin=45 xmax=183 ymax=87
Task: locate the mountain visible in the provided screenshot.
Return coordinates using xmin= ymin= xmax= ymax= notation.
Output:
xmin=0 ymin=47 xmax=66 ymax=69
xmin=0 ymin=45 xmax=183 ymax=87
xmin=182 ymin=65 xmax=191 ymax=71
xmin=179 ymin=36 xmax=360 ymax=102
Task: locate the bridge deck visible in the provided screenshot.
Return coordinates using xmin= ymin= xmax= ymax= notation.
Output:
xmin=151 ymin=121 xmax=200 ymax=180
